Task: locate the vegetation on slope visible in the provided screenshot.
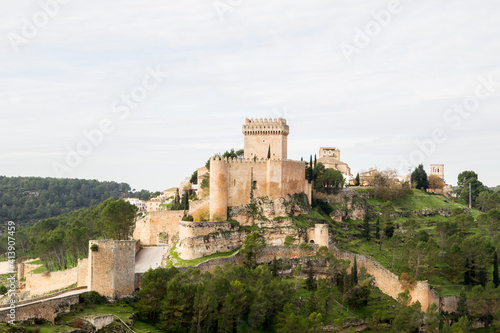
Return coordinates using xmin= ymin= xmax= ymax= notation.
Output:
xmin=0 ymin=176 xmax=153 ymax=227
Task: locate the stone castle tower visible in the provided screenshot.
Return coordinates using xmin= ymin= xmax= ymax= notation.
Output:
xmin=210 ymin=118 xmax=310 ymax=221
xmin=430 ymin=164 xmax=444 ymax=181
xmin=243 ymin=118 xmax=289 ymax=160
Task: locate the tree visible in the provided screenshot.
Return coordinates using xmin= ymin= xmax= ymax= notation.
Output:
xmin=456 ymin=289 xmax=469 ymax=320
xmin=411 ymin=164 xmax=429 ymax=190
xmin=190 ymin=170 xmax=198 ymax=184
xmin=314 ymin=167 xmax=344 ymax=193
xmin=240 ymin=232 xmax=266 ymax=269
xmin=355 ymin=173 xmax=360 ymax=186
xmin=351 ymin=256 xmax=358 ymax=286
xmin=494 ymin=252 xmax=499 ymax=288
xmin=361 ymin=219 xmax=371 ymax=241
xmin=457 ymin=170 xmax=486 ymax=207
xmin=100 ymin=198 xmax=138 ymax=240
xmin=428 ymin=174 xmax=445 ymax=191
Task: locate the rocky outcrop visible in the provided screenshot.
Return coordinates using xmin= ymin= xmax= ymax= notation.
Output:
xmin=228 ymin=193 xmax=311 ymax=225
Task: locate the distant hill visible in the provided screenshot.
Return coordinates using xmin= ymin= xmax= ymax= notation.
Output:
xmin=0 ymin=176 xmax=151 ymax=227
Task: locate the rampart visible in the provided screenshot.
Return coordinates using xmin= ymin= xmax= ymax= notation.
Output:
xmin=17 ymin=263 xmax=42 ymax=280
xmin=133 ymin=210 xmax=187 ymax=245
xmin=177 ymin=224 xmax=327 ymax=260
xmin=178 ymin=221 xmax=235 ymax=240
xmin=0 ymin=290 xmax=84 ymax=323
xmin=335 ymin=249 xmax=440 ymax=312
xmin=25 ymin=267 xmax=78 ymax=296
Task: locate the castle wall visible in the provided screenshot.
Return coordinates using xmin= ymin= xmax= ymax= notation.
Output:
xmin=17 ymin=263 xmax=42 ymax=280
xmin=179 ymin=221 xmax=235 ymax=239
xmin=25 ymin=267 xmax=78 ymax=296
xmin=88 ymin=240 xmax=135 ymax=299
xmin=133 ymin=210 xmax=186 ymax=245
xmin=336 ymin=250 xmax=439 ymax=311
xmin=77 ymin=258 xmax=89 ymax=287
xmin=177 ymin=225 xmax=315 ymax=260
xmin=209 ymin=157 xmax=308 ymax=221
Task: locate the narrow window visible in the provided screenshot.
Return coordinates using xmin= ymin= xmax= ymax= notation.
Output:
xmin=234 ymin=179 xmax=236 ymax=186
xmin=252 ymin=181 xmax=257 ymax=190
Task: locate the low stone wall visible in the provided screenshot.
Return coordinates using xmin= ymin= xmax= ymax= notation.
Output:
xmin=133 ymin=210 xmax=187 ymax=245
xmin=25 ymin=267 xmax=78 ymax=296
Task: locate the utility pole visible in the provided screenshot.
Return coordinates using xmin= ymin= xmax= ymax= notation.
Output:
xmin=469 ymin=182 xmax=472 ymax=209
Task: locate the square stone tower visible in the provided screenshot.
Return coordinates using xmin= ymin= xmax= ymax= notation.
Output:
xmin=430 ymin=164 xmax=444 ymax=181
xmin=243 ymin=118 xmax=289 ymax=160
xmin=88 ymin=240 xmax=136 ymax=300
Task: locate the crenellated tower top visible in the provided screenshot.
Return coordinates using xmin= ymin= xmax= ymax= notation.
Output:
xmin=242 ymin=118 xmax=289 ymax=159
xmin=243 ymin=118 xmax=289 ymax=136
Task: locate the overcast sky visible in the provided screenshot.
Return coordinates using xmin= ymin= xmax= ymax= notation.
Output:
xmin=1 ymin=0 xmax=499 ymax=191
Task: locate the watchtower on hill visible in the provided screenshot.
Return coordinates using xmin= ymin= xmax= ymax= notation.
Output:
xmin=243 ymin=118 xmax=289 ymax=160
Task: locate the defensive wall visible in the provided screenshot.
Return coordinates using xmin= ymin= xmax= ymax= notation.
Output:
xmin=335 ymin=249 xmax=440 ymax=312
xmin=133 ymin=210 xmax=187 ymax=245
xmin=17 ymin=263 xmax=42 ymax=280
xmin=22 ymin=258 xmax=88 ymax=297
xmin=0 ymin=288 xmax=86 ymax=323
xmin=88 ymin=240 xmax=135 ymax=300
xmin=177 ymin=223 xmax=328 ymax=260
xmin=209 ymin=157 xmax=310 ymax=221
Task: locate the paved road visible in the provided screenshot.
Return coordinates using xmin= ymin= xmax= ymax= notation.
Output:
xmin=135 ymin=246 xmax=169 ymax=273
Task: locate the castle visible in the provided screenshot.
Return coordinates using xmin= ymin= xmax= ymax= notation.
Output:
xmin=210 ymin=118 xmax=311 ymax=222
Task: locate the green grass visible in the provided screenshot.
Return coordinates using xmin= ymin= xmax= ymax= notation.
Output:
xmin=170 ymin=243 xmax=240 ymax=267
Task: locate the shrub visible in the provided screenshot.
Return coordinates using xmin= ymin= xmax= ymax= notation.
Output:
xmin=90 ymin=244 xmax=98 ymax=252
xmin=79 ymin=291 xmax=108 ymax=305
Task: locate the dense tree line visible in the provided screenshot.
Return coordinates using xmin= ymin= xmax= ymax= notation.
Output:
xmin=0 ymin=197 xmax=137 ymax=271
xmin=135 ymin=248 xmax=382 ymax=333
xmin=0 ymin=176 xmax=151 ymax=227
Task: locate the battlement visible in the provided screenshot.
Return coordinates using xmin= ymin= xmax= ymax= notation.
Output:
xmin=243 ymin=118 xmax=289 ymax=135
xmin=210 ymin=156 xmax=296 ymax=164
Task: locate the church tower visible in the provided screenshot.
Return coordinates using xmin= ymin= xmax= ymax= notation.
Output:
xmin=242 ymin=118 xmax=289 ymax=160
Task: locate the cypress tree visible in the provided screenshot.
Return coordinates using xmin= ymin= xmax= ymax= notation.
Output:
xmin=375 ymin=218 xmax=380 ymax=240
xmin=355 ymin=173 xmax=360 ymax=186
xmin=494 ymin=252 xmax=499 ymax=287
xmin=362 ymin=219 xmax=371 ymax=240
xmin=351 ymin=256 xmax=358 ymax=286
xmin=314 ymin=154 xmax=317 ymax=167
xmin=464 ymin=258 xmax=471 ymax=286
xmin=272 ymin=256 xmax=278 ymax=277
xmin=457 ymin=289 xmax=469 ymax=320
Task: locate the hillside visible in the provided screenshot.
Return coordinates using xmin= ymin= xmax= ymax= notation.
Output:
xmin=0 ymin=176 xmax=151 ymax=227
xmin=324 ymin=189 xmax=495 ymax=298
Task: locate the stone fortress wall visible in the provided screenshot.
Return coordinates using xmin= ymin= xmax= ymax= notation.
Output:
xmin=177 ymin=223 xmax=329 ymax=260
xmin=209 ymin=157 xmax=310 ymax=222
xmin=133 ymin=210 xmax=187 ymax=245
